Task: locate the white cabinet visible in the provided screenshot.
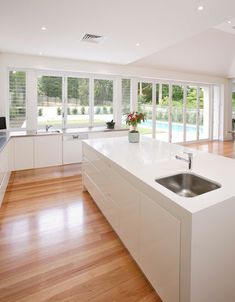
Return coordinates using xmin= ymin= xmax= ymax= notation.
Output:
xmin=83 ymin=144 xmax=181 ymax=302
xmin=0 ymin=143 xmax=9 ymax=206
xmin=63 ymin=133 xmax=88 ymax=164
xmin=139 ymin=194 xmax=180 ymax=302
xmin=13 ymin=137 xmax=34 ymax=171
xmin=34 ymin=135 xmax=62 ymax=168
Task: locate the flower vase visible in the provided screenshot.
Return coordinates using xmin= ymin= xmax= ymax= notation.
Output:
xmin=128 ymin=125 xmax=140 ymax=143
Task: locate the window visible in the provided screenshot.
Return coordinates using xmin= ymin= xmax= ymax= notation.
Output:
xmin=138 ymin=81 xmax=152 ymax=135
xmin=186 ymin=86 xmax=197 ymax=141
xmin=199 ymin=86 xmax=209 ymax=140
xmin=122 ymin=79 xmax=131 ymax=125
xmin=37 ymin=76 xmax=63 ymax=128
xmin=67 ymin=77 xmax=90 ymax=127
xmin=9 ymin=71 xmax=26 ymax=129
xmin=156 ymin=84 xmax=170 ymax=142
xmin=94 ymin=79 xmax=113 ymax=125
xmin=171 ymin=85 xmax=184 ymax=143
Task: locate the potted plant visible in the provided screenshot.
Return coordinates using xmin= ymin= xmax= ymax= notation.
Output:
xmin=125 ymin=112 xmax=145 ymax=143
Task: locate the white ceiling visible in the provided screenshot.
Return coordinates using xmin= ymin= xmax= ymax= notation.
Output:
xmin=132 ymin=29 xmax=235 ymax=77
xmin=0 ymin=0 xmax=235 ymax=67
xmin=215 ymin=18 xmax=235 ymax=35
xmin=0 ymin=0 xmax=235 ymax=75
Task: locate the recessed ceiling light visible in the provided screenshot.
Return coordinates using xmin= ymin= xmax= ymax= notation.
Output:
xmin=41 ymin=26 xmax=47 ymax=31
xmin=227 ymin=20 xmax=232 ymax=24
xmin=197 ymin=5 xmax=204 ymax=11
xmin=136 ymin=42 xmax=140 ymax=47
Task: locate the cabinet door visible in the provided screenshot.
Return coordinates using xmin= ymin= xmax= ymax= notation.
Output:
xmin=106 ymin=167 xmax=140 ymax=260
xmin=63 ymin=135 xmax=83 ymax=164
xmin=13 ymin=137 xmax=34 ymax=171
xmin=139 ymin=194 xmax=180 ymax=302
xmin=34 ymin=135 xmax=62 ymax=168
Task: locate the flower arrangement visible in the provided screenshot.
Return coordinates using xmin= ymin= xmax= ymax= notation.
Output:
xmin=125 ymin=112 xmax=145 ymax=132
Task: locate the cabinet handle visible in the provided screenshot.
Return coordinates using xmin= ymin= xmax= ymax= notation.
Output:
xmin=73 ymin=135 xmax=79 ymax=140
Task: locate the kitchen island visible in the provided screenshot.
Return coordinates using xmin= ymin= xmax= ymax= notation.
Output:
xmin=82 ymin=136 xmax=235 ymax=302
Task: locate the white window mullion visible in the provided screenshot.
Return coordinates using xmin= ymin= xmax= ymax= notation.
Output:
xmin=90 ymin=76 xmax=94 ymax=127
xmin=183 ymin=85 xmax=187 ymax=142
xmin=115 ymin=77 xmax=122 ymax=127
xmin=131 ymin=78 xmax=138 ymax=112
xmin=196 ymin=86 xmax=200 ymax=141
xmin=168 ymin=84 xmax=172 ymax=143
xmin=152 ymin=82 xmax=156 ymax=139
xmin=63 ymin=76 xmax=67 ymax=130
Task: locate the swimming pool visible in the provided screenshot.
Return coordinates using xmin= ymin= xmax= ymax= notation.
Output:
xmin=141 ymin=120 xmax=204 ymax=134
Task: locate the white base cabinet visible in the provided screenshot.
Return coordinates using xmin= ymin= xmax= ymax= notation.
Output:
xmin=34 ymin=135 xmax=62 ymax=168
xmin=63 ymin=134 xmax=87 ymax=164
xmin=13 ymin=137 xmax=34 ymax=171
xmin=0 ymin=140 xmax=12 ymax=206
xmin=139 ymin=194 xmax=180 ymax=302
xmin=82 ymin=144 xmax=180 ymax=302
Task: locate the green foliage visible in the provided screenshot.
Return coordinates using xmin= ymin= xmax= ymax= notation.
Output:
xmin=103 ymin=106 xmax=108 ymax=114
xmin=110 ymin=107 xmax=113 ymax=114
xmin=57 ymin=107 xmax=61 ymax=115
xmin=232 ymin=92 xmax=235 ymax=109
xmin=95 ymin=107 xmax=101 ymax=114
xmin=67 ymin=78 xmax=89 ymax=106
xmin=72 ymin=107 xmax=78 ymax=115
xmin=38 ymin=108 xmax=43 ymax=116
xmin=81 ymin=106 xmax=85 ymax=115
xmin=67 ymin=107 xmax=71 ymax=115
xmin=38 ymin=76 xmax=62 ymax=105
xmin=94 ymin=80 xmax=113 ymax=105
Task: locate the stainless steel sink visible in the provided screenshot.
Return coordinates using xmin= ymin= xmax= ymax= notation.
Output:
xmin=155 ymin=173 xmax=221 ymax=198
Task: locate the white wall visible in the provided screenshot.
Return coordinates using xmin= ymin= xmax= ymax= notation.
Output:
xmin=0 ymin=52 xmax=231 ymax=140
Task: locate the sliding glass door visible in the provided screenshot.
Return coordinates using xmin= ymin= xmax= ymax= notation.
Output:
xmin=154 ymin=83 xmax=211 ymax=143
xmin=171 ymin=85 xmax=184 ymax=143
xmin=156 ymin=84 xmax=170 ymax=142
xmin=138 ymin=81 xmax=153 ymax=135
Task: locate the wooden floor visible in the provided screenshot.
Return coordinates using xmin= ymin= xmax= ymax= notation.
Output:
xmin=0 ymin=140 xmax=234 ymax=302
xmin=0 ymin=165 xmax=161 ymax=302
xmin=185 ymin=140 xmax=235 ymax=158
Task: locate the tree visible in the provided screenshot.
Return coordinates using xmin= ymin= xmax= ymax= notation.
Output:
xmin=38 ymin=76 xmax=62 ymax=105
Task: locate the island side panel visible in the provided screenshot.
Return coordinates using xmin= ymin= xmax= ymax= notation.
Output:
xmin=190 ymin=197 xmax=235 ymax=302
xmin=82 ymin=141 xmax=182 ymax=302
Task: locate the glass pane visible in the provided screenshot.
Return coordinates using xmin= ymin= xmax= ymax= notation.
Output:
xmin=67 ymin=77 xmax=89 ymax=127
xmin=122 ymin=79 xmax=131 ymax=126
xmin=213 ymin=86 xmax=220 ymax=140
xmin=94 ymin=79 xmax=113 ymax=125
xmin=9 ymin=71 xmax=26 ymax=129
xmin=37 ymin=76 xmax=63 ymax=128
xmin=233 ymin=91 xmax=235 ymax=120
xmin=186 ymin=86 xmax=197 ymax=141
xmin=232 ymin=88 xmax=235 ymax=135
xmin=137 ymin=82 xmax=152 ymax=136
xmin=156 ymin=84 xmax=169 ymax=142
xmin=172 ymin=85 xmax=184 ymax=143
xmin=199 ymin=87 xmax=209 ymax=140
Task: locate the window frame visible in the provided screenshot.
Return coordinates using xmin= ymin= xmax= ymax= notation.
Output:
xmin=7 ymin=68 xmax=28 ymax=130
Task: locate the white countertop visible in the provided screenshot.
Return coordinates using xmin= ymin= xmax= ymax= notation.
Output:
xmin=83 ymin=136 xmax=235 ymax=214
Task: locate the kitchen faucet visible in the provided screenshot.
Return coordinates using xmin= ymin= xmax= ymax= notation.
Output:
xmin=45 ymin=124 xmax=53 ymax=132
xmin=175 ymin=152 xmax=193 ymax=170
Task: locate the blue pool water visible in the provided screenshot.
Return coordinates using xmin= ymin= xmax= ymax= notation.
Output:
xmin=141 ymin=120 xmax=204 ymax=134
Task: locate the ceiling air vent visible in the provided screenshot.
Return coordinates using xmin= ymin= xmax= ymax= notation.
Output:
xmin=81 ymin=33 xmax=105 ymax=44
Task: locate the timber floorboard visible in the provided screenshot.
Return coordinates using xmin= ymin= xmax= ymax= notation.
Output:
xmin=0 ymin=164 xmax=161 ymax=302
